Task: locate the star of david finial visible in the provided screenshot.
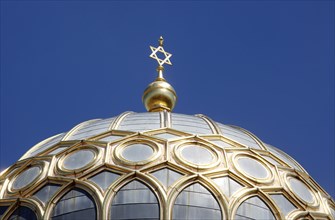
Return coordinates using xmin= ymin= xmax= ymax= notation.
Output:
xmin=143 ymin=37 xmax=177 ymax=112
xmin=149 ymin=36 xmax=172 ymax=67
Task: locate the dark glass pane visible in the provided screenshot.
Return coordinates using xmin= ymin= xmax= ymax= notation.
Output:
xmin=235 ymin=196 xmax=275 ymax=220
xmin=110 ymin=180 xmax=159 ymax=220
xmin=51 ymin=188 xmax=96 ymax=220
xmin=151 ymin=168 xmax=183 ymax=188
xmin=270 ymin=194 xmax=296 ymax=216
xmin=89 ymin=171 xmax=120 ymax=191
xmin=33 ymin=184 xmax=61 ymax=205
xmin=173 ymin=183 xmax=221 ymax=220
xmin=0 ymin=206 xmax=9 ymax=219
xmin=8 ymin=206 xmax=37 ymax=220
xmin=212 ymin=176 xmax=243 ymax=197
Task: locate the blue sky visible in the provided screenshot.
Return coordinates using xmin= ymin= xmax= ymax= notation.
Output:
xmin=1 ymin=1 xmax=334 ymax=197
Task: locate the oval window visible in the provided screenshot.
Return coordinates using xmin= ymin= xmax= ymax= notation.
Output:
xmin=63 ymin=149 xmax=95 ymax=170
xmin=12 ymin=166 xmax=41 ymax=190
xmin=288 ymin=177 xmax=315 ymax=204
xmin=121 ymin=144 xmax=154 ymax=162
xmin=237 ymin=157 xmax=269 ymax=179
xmin=181 ymin=145 xmax=214 ymax=165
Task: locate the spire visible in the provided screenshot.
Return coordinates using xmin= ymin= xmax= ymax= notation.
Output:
xmin=142 ymin=37 xmax=177 ymax=112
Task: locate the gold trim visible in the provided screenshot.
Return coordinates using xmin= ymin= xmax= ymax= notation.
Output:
xmin=229 ymin=125 xmax=266 ymax=150
xmin=326 ymin=201 xmax=335 ymax=220
xmin=1 ymin=199 xmax=43 ymax=220
xmin=232 ymin=153 xmax=274 ymax=184
xmin=113 ymin=139 xmax=161 ymax=166
xmin=229 ymin=189 xmax=282 ymax=220
xmin=57 ymin=146 xmax=100 ymax=174
xmin=62 ymin=119 xmax=101 ymax=141
xmin=108 ymin=111 xmax=133 ymax=130
xmin=103 ymin=175 xmax=166 ymax=220
xmin=8 ymin=162 xmax=46 ymax=193
xmin=43 ymin=180 xmax=103 ymax=220
xmin=268 ymin=191 xmax=301 ymax=219
xmin=173 ymin=141 xmax=220 ymax=170
xmin=195 ymin=114 xmax=221 ymax=134
xmin=284 ymin=174 xmax=319 ymax=207
xmin=20 ymin=133 xmax=64 ymax=160
xmin=166 ymin=176 xmax=227 ymax=220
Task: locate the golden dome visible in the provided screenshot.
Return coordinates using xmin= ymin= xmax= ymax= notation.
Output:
xmin=0 ymin=37 xmax=334 ymax=220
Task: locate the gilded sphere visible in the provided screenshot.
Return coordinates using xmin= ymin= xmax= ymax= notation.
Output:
xmin=142 ymin=78 xmax=177 ymax=112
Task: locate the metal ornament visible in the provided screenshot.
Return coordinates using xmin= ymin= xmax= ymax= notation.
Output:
xmin=149 ymin=36 xmax=172 ymax=67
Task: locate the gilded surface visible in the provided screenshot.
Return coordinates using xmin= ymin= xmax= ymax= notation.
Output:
xmin=143 ymin=37 xmax=177 ymax=112
xmin=0 ymin=112 xmax=334 ymax=220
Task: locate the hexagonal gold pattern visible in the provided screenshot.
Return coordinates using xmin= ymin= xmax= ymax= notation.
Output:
xmin=0 ymin=112 xmax=333 ymax=220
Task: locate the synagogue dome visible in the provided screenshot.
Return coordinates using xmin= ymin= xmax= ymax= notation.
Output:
xmin=0 ymin=37 xmax=334 ymax=220
xmin=0 ymin=111 xmax=334 ymax=220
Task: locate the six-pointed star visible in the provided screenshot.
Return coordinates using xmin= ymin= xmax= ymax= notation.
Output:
xmin=150 ymin=45 xmax=172 ymax=66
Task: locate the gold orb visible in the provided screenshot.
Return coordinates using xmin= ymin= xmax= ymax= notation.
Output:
xmin=142 ymin=78 xmax=177 ymax=112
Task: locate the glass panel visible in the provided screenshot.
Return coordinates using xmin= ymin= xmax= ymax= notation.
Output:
xmin=262 ymin=155 xmax=281 ymax=166
xmin=63 ymin=150 xmax=95 ymax=170
xmin=110 ymin=180 xmax=159 ymax=220
xmin=181 ymin=145 xmax=213 ymax=165
xmin=12 ymin=166 xmax=41 ymax=190
xmin=121 ymin=144 xmax=154 ymax=162
xmin=48 ymin=147 xmax=68 ymax=155
xmin=151 ymin=168 xmax=183 ymax=188
xmin=118 ymin=112 xmax=160 ymax=132
xmin=26 ymin=133 xmax=66 ymax=158
xmin=89 ymin=171 xmax=120 ymax=191
xmin=5 ymin=167 xmax=18 ymax=178
xmin=0 ymin=206 xmax=9 ymax=219
xmin=288 ymin=178 xmax=314 ymax=203
xmin=217 ymin=123 xmax=261 ymax=149
xmin=330 ymin=206 xmax=335 ymax=218
xmin=171 ymin=113 xmax=213 ymax=135
xmin=213 ymin=176 xmax=243 ymax=197
xmin=270 ymin=194 xmax=296 ymax=216
xmin=210 ymin=140 xmax=233 ymax=148
xmin=173 ymin=183 xmax=221 ymax=220
xmin=33 ymin=184 xmax=61 ymax=205
xmin=8 ymin=206 xmax=37 ymax=220
xmin=265 ymin=144 xmax=303 ymax=171
xmin=235 ymin=196 xmax=275 ymax=220
xmin=67 ymin=117 xmax=116 ymax=140
xmin=51 ymin=188 xmax=96 ymax=220
xmin=154 ymin=133 xmax=180 ymax=140
xmin=99 ymin=135 xmax=123 ymax=142
xmin=237 ymin=157 xmax=269 ymax=179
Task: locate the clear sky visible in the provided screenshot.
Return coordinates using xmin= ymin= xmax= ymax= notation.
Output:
xmin=1 ymin=1 xmax=334 ymax=198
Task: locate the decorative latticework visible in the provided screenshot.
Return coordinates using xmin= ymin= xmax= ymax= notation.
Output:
xmin=0 ymin=112 xmax=334 ymax=219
